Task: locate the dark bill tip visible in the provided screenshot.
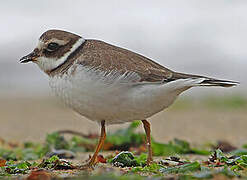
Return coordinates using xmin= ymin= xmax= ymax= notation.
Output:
xmin=20 ymin=56 xmax=31 ymax=63
xmin=19 ymin=51 xmax=37 ymax=63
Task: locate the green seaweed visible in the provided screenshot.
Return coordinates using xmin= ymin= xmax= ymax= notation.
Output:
xmin=0 ymin=160 xmax=32 ymax=175
xmin=110 ymin=151 xmax=139 ymax=167
xmin=38 ymin=155 xmax=74 ymax=170
xmin=131 ymin=163 xmax=164 ymax=174
xmin=160 ymin=161 xmax=201 ymax=174
xmin=152 ymin=139 xmax=210 ymax=156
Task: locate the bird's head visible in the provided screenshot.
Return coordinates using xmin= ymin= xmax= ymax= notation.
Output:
xmin=20 ymin=29 xmax=85 ymax=73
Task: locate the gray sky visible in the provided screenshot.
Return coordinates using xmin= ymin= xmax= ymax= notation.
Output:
xmin=0 ymin=0 xmax=246 ymax=96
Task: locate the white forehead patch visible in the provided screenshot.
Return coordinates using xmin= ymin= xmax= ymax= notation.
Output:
xmin=37 ymin=41 xmax=44 ymax=50
xmin=47 ymin=38 xmax=70 ymax=45
xmin=36 ymin=38 xmax=85 ymax=72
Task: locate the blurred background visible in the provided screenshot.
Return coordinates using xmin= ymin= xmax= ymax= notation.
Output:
xmin=0 ymin=1 xmax=246 ymax=145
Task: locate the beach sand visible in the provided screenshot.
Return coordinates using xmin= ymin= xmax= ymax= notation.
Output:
xmin=0 ymin=95 xmax=246 ymax=146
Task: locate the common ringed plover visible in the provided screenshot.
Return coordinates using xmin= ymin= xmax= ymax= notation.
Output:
xmin=20 ymin=29 xmax=238 ymax=167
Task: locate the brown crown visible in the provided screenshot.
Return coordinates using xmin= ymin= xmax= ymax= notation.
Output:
xmin=40 ymin=29 xmax=81 ymax=42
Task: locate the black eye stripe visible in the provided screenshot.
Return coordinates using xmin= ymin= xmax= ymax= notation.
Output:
xmin=47 ymin=42 xmax=59 ymax=51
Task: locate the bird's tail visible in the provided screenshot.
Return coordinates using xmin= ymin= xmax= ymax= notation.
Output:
xmin=173 ymin=72 xmax=239 ymax=88
xmin=198 ymin=78 xmax=239 ymax=87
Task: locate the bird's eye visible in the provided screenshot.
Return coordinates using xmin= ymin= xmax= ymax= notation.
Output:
xmin=47 ymin=42 xmax=59 ymax=51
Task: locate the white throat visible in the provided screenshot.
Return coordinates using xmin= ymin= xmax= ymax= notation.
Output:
xmin=36 ymin=38 xmax=85 ymax=72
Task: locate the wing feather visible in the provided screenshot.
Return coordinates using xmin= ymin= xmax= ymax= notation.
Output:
xmin=72 ymin=40 xmax=237 ymax=87
xmin=76 ymin=40 xmax=173 ymax=83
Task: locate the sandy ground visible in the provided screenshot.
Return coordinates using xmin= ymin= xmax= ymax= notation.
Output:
xmin=0 ymin=95 xmax=246 ymax=147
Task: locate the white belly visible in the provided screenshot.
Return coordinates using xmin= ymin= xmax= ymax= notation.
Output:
xmin=49 ymin=66 xmax=185 ymax=124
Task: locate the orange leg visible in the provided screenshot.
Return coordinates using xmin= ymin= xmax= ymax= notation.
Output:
xmin=142 ymin=120 xmax=153 ymax=165
xmin=87 ymin=120 xmax=106 ymax=166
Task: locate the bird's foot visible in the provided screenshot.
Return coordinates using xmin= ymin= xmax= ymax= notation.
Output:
xmin=78 ymin=158 xmax=98 ymax=170
xmin=146 ymin=157 xmax=156 ymax=166
xmin=146 ymin=160 xmax=153 ymax=166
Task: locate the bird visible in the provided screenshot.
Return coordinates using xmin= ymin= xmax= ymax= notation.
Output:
xmin=20 ymin=29 xmax=238 ymax=167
